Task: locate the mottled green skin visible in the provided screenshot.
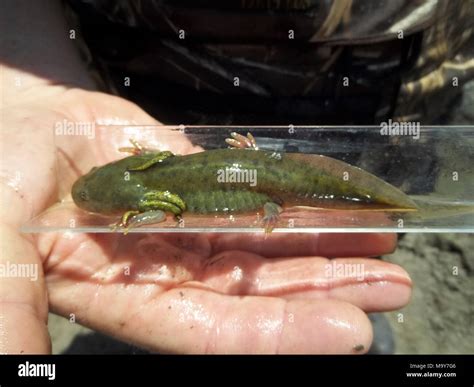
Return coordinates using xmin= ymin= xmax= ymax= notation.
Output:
xmin=72 ymin=149 xmax=407 ymax=216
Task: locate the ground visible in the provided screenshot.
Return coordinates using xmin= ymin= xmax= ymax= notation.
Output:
xmin=384 ymin=233 xmax=473 ymax=354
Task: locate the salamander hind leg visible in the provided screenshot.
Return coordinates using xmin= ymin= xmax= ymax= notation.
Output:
xmin=225 ymin=132 xmax=259 ymax=150
xmin=262 ymin=202 xmax=283 ymax=233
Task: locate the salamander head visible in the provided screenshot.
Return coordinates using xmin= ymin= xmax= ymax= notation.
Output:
xmin=72 ymin=166 xmax=109 ymax=213
xmin=72 ymin=162 xmax=144 ymax=214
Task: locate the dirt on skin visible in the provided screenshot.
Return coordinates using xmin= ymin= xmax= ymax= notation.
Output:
xmin=384 ymin=233 xmax=474 ymax=354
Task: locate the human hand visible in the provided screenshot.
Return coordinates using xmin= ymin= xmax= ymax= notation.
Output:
xmin=0 ymin=87 xmax=411 ymax=354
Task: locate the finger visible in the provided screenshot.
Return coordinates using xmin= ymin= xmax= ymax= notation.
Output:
xmin=48 ymin=283 xmax=372 ymax=354
xmin=209 ymin=233 xmax=397 ymax=258
xmin=200 ymin=252 xmax=411 ymax=312
xmin=41 ymin=233 xmax=408 ymax=313
xmin=0 ymin=225 xmax=50 ymax=353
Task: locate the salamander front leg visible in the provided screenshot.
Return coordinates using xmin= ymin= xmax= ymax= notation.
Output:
xmin=119 ymin=138 xmax=156 ymax=155
xmin=119 ymin=138 xmax=176 ymax=163
xmin=111 ymin=210 xmax=168 ymax=234
xmin=127 ymin=151 xmax=175 ymax=171
xmin=262 ymin=202 xmax=282 ymax=233
xmin=111 ymin=190 xmax=187 ymax=233
xmin=139 ymin=191 xmax=186 ymax=214
xmin=110 ymin=210 xmax=140 ymax=232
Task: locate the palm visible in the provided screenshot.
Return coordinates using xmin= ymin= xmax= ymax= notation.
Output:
xmin=2 ymin=89 xmax=411 ymax=354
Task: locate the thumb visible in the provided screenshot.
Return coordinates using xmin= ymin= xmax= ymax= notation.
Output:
xmin=57 ymin=89 xmax=201 ymax=156
xmin=58 ymin=89 xmax=159 ymax=126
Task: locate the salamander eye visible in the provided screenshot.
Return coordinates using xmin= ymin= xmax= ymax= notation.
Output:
xmin=80 ymin=190 xmax=89 ymax=201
